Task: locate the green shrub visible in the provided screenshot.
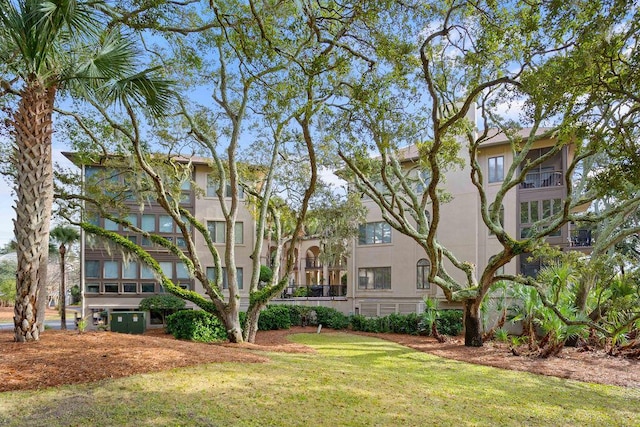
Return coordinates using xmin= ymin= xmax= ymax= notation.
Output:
xmin=258 ymin=305 xmax=292 ymax=330
xmin=139 ymin=294 xmax=186 ymax=311
xmin=317 ymin=307 xmax=350 ymax=329
xmin=293 ymin=287 xmax=309 ymax=297
xmin=350 ymin=314 xmax=380 ymax=332
xmin=390 ymin=312 xmax=421 ymax=335
xmin=259 ymin=265 xmax=273 ymax=284
xmin=166 ymin=310 xmax=227 ymax=342
xmin=437 ymin=310 xmax=463 ymax=336
xmin=312 ymin=306 xmax=349 ymax=330
xmin=286 ymin=305 xmax=310 ymax=326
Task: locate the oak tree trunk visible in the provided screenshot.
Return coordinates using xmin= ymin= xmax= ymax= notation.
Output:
xmin=243 ymin=302 xmax=266 ymax=344
xmin=463 ymin=299 xmax=483 ymax=347
xmin=222 ymin=310 xmax=244 ymax=343
xmin=12 ymin=79 xmax=55 ymax=342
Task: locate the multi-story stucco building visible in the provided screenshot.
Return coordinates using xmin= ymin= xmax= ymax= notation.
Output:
xmin=66 ymin=128 xmax=591 ymax=327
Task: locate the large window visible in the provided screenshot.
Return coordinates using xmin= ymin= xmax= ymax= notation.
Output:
xmin=488 ymin=156 xmax=504 ymax=183
xmin=207 ymin=267 xmax=244 ymax=290
xmin=358 ymin=222 xmax=391 ymax=245
xmin=207 ymin=221 xmax=243 ymax=244
xmin=141 ymin=214 xmax=155 ymax=232
xmin=104 ymin=219 xmax=119 ymax=231
xmin=85 ymin=260 xmax=100 ymax=278
xmin=416 ymin=259 xmax=430 ymax=289
xmin=176 ymin=262 xmax=191 ymax=279
xmin=207 ymin=174 xmax=244 ymax=199
xmin=122 ymin=262 xmax=138 ymax=279
xmin=358 ymin=267 xmax=391 ymax=290
xmin=140 ymin=264 xmax=155 ymax=279
xmin=103 ymin=261 xmax=119 ymax=279
xmin=159 ymin=261 xmax=173 ymax=278
xmin=125 ymin=214 xmax=138 ymax=228
xmin=520 ymin=199 xmax=562 ymax=238
xmin=159 ymin=215 xmax=174 ymax=233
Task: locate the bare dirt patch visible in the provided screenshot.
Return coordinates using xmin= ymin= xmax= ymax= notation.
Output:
xmin=1 ymin=316 xmax=638 ymax=392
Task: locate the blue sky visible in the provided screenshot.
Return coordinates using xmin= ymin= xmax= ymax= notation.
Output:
xmin=0 ymin=145 xmax=76 ymax=249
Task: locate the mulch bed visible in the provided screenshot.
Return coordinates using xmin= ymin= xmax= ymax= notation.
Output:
xmin=0 ymin=326 xmax=638 ymax=392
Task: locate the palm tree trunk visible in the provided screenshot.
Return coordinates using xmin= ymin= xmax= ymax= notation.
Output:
xmin=13 ymin=79 xmax=55 ymax=342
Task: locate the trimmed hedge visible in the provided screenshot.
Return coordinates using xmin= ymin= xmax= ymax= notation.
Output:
xmin=166 ymin=310 xmax=227 ymax=342
xmin=350 ymin=313 xmax=421 ymax=335
xmin=258 ymin=305 xmax=292 ymax=330
xmin=256 ymin=305 xmax=350 ymax=330
xmin=251 ymin=305 xmax=463 ymax=337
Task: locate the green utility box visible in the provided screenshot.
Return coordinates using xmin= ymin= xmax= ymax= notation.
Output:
xmin=110 ymin=311 xmax=146 ymax=334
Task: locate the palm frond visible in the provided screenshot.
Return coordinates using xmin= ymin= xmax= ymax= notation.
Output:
xmin=103 ymin=69 xmax=175 ymax=117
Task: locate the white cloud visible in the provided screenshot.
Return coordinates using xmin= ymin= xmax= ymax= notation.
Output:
xmin=319 ymin=166 xmax=346 ymax=190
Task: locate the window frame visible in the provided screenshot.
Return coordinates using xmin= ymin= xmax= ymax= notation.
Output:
xmin=416 ymin=259 xmax=431 ymax=290
xmin=358 ymin=222 xmax=392 ymax=245
xmin=207 ymin=220 xmax=244 ymax=244
xmin=358 ymin=266 xmax=391 ymax=290
xmin=488 ymin=156 xmax=504 ymax=183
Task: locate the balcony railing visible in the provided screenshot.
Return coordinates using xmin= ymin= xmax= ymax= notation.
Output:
xmin=280 ymin=284 xmax=347 ymax=299
xmin=520 ymin=170 xmax=563 ymax=189
xmin=570 ymin=229 xmax=594 ymax=247
xmin=305 ymin=257 xmax=322 ymax=269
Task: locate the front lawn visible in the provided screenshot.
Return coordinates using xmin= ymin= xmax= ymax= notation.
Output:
xmin=0 ymin=333 xmax=637 ymax=426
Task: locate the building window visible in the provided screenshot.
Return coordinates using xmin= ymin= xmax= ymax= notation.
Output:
xmin=141 ymin=264 xmax=155 ymax=279
xmin=103 ymin=261 xmax=119 ymax=279
xmin=176 ymin=262 xmax=191 ymax=279
xmin=358 ymin=267 xmax=391 ymax=290
xmin=104 ymin=219 xmax=119 ymax=231
xmin=520 ymin=199 xmax=562 ymax=238
xmin=141 ymin=283 xmax=155 ymax=293
xmin=520 ymin=254 xmax=542 ymax=278
xmin=207 ymin=267 xmax=244 ymax=290
xmin=122 ymin=262 xmax=138 ymax=279
xmin=104 ymin=283 xmax=119 ymax=293
xmin=85 ymin=260 xmax=100 ymax=278
xmin=207 ymin=174 xmax=245 ymax=199
xmin=123 ymin=283 xmax=137 ymax=293
xmin=358 ymin=222 xmax=392 ymax=245
xmin=125 ymin=214 xmax=138 ymax=228
xmin=86 ymin=283 xmax=99 ymax=293
xmin=206 ymin=174 xmax=218 ymax=197
xmin=416 ymin=259 xmax=430 ymax=289
xmin=207 ymin=221 xmax=243 ymax=244
xmin=488 ymin=156 xmax=504 ymax=183
xmin=159 ymin=215 xmax=174 ymax=233
xmin=159 ymin=262 xmax=173 ymax=278
xmin=141 ymin=214 xmax=155 ymax=232
xmin=225 ymin=183 xmax=244 ymax=199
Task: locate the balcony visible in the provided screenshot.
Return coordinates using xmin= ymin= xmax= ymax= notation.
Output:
xmin=520 ymin=170 xmax=563 ymax=189
xmin=305 ymin=257 xmax=322 ymax=269
xmin=570 ymin=229 xmax=594 ymax=248
xmin=280 ymin=284 xmax=347 ymax=299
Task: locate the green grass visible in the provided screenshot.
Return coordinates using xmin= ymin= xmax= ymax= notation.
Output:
xmin=0 ymin=332 xmax=638 ymax=426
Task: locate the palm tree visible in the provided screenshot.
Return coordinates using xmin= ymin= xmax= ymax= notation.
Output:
xmin=0 ymin=0 xmax=172 ymax=342
xmin=50 ymin=226 xmax=79 ymax=330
